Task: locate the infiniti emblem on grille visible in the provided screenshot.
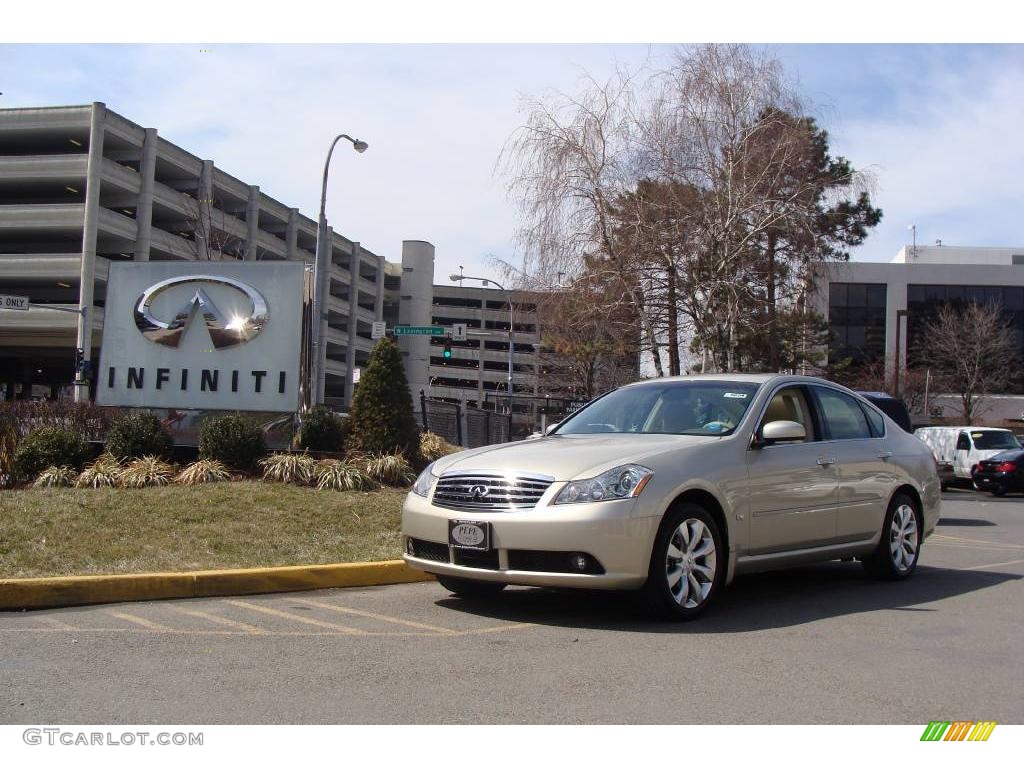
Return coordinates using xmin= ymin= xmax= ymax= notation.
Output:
xmin=469 ymin=485 xmax=490 ymax=500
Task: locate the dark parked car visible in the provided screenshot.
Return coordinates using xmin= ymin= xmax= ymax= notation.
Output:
xmin=857 ymin=392 xmax=912 ymax=433
xmin=972 ymin=449 xmax=1024 ymax=496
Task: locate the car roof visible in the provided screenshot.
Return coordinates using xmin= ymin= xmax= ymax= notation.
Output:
xmin=623 ymin=373 xmax=830 ymax=387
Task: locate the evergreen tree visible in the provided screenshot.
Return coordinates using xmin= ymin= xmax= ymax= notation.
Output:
xmin=345 ymin=337 xmax=420 ymax=458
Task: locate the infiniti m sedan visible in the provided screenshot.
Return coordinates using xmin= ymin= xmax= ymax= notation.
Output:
xmin=402 ymin=374 xmax=940 ymax=620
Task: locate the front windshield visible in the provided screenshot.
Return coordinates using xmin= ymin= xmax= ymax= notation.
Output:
xmin=555 ymin=381 xmax=761 ymax=436
xmin=972 ymin=431 xmax=1022 ymax=450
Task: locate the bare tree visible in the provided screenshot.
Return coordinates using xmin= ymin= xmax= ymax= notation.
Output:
xmin=919 ymin=302 xmax=1022 ymax=425
xmin=178 ymin=190 xmax=246 ymax=261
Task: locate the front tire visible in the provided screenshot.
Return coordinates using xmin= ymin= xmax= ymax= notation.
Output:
xmin=435 ymin=575 xmax=507 ymax=597
xmin=639 ymin=503 xmax=725 ymax=621
xmin=862 ymin=492 xmax=922 ymax=580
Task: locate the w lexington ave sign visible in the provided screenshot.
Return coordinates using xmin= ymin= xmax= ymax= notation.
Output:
xmin=97 ymin=262 xmax=304 ymax=412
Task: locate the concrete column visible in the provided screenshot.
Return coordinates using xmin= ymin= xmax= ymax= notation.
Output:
xmin=286 ymin=208 xmax=299 ymax=261
xmin=198 ymin=160 xmax=213 ymax=260
xmin=374 ymin=254 xmax=385 ymax=321
xmin=397 ymin=240 xmax=435 ymax=403
xmin=344 ymin=248 xmax=359 ymax=407
xmin=74 ymin=102 xmax=106 ymax=403
xmin=245 ymin=185 xmax=260 ymax=260
xmin=317 ymin=227 xmax=334 ymax=404
xmin=133 ymin=128 xmax=157 ymax=262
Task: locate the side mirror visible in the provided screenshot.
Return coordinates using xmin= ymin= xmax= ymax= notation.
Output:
xmin=545 ymin=422 xmax=560 ymax=435
xmin=756 ymin=420 xmax=806 ymax=447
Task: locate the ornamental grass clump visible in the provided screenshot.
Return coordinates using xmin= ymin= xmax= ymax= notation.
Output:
xmin=175 ymin=459 xmax=232 ymax=486
xmin=33 ymin=465 xmax=77 ymax=488
xmin=419 ymin=431 xmax=461 ymax=462
xmin=361 ymin=452 xmax=416 ymax=487
xmin=259 ymin=452 xmax=318 ymax=485
xmin=314 ymin=459 xmax=377 ymax=492
xmin=75 ymin=454 xmax=122 ymax=489
xmin=118 ymin=456 xmax=176 ymax=488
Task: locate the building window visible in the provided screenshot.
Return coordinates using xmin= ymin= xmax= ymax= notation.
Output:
xmin=907 ymin=284 xmax=1024 ymax=393
xmin=828 ymin=282 xmax=887 ymax=365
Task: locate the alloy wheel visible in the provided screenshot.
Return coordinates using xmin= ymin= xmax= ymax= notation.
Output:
xmin=665 ymin=518 xmax=717 ymax=608
xmin=889 ymin=503 xmax=919 ymax=572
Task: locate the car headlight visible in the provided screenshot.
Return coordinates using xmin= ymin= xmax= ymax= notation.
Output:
xmin=411 ymin=462 xmax=437 ymax=497
xmin=553 ymin=464 xmax=654 ymax=504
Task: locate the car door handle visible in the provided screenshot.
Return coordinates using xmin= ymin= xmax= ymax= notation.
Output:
xmin=877 ymin=451 xmax=893 ymax=459
xmin=816 ymin=456 xmax=837 ymax=466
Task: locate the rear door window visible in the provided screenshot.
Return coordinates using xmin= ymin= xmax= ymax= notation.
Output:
xmin=956 ymin=433 xmax=971 ymax=451
xmin=813 ymin=387 xmax=872 ymax=440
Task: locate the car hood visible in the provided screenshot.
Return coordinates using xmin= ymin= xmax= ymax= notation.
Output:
xmin=431 ymin=433 xmax=718 ymax=481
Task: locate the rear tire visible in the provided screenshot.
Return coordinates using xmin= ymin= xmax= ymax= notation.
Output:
xmin=435 ymin=575 xmax=507 ymax=597
xmin=992 ymin=487 xmax=1007 ymax=497
xmin=638 ymin=503 xmax=725 ymax=621
xmin=862 ymin=492 xmax=922 ymax=580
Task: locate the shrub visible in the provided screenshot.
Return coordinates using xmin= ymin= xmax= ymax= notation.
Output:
xmin=0 ymin=422 xmax=16 ymax=489
xmin=0 ymin=400 xmax=117 ymax=442
xmin=105 ymin=411 xmax=173 ymax=460
xmin=12 ymin=427 xmax=92 ymax=480
xmin=76 ymin=454 xmax=122 ymax=488
xmin=315 ymin=459 xmax=377 ymax=491
xmin=175 ymin=459 xmax=232 ymax=486
xmin=260 ymin=452 xmax=318 ymax=485
xmin=118 ymin=456 xmax=175 ymax=488
xmin=298 ymin=406 xmax=346 ymax=452
xmin=345 ymin=337 xmax=420 ymax=459
xmin=361 ymin=452 xmax=416 ymax=487
xmin=420 ymin=431 xmax=461 ymax=462
xmin=199 ymin=414 xmax=266 ymax=471
xmin=33 ymin=465 xmax=77 ymax=488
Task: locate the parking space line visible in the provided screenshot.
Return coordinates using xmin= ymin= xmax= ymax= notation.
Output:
xmin=34 ymin=615 xmax=78 ymax=631
xmin=107 ymin=610 xmax=176 ymax=632
xmin=453 ymin=622 xmax=536 ymax=636
xmin=226 ymin=599 xmax=366 ymax=634
xmin=291 ymin=597 xmax=459 ymax=635
xmin=966 ymin=558 xmax=1024 ymax=571
xmin=933 ymin=534 xmax=1024 ymax=550
xmin=166 ymin=604 xmax=268 ymax=634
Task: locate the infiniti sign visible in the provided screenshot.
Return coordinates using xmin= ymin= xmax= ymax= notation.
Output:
xmin=134 ymin=275 xmax=268 ymax=348
xmin=97 ymin=262 xmax=304 ymax=412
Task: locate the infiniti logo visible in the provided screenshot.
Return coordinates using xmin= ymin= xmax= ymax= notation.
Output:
xmin=134 ymin=275 xmax=269 ymax=349
xmin=469 ymin=485 xmax=490 ymax=500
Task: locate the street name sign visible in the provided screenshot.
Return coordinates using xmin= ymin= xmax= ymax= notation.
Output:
xmin=394 ymin=326 xmax=444 ymax=336
xmin=1 ymin=294 xmax=29 ymax=311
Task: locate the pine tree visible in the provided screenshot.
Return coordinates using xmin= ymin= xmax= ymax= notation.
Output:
xmin=345 ymin=337 xmax=420 ymax=458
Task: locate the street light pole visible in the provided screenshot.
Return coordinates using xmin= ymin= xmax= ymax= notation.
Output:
xmin=310 ymin=133 xmax=368 ymax=409
xmin=450 ymin=274 xmax=514 ymax=433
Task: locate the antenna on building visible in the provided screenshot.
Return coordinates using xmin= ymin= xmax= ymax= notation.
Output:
xmin=935 ymin=239 xmax=943 ymax=246
xmin=907 ymin=224 xmax=917 ymax=259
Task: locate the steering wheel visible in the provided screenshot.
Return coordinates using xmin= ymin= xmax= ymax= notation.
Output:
xmin=583 ymin=423 xmax=618 ymax=433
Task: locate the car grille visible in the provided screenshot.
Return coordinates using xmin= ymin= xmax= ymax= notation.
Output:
xmin=408 ymin=538 xmax=449 ymax=563
xmin=432 ymin=472 xmax=555 ymax=512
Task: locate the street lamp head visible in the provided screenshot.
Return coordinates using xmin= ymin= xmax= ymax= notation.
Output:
xmin=352 ymin=139 xmax=369 ymax=153
xmin=449 ymin=274 xmax=463 ymax=282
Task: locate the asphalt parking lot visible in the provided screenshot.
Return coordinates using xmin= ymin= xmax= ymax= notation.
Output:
xmin=1 ymin=488 xmax=1022 ymax=724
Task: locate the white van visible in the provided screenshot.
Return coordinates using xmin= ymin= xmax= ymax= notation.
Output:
xmin=914 ymin=426 xmax=1022 ymax=482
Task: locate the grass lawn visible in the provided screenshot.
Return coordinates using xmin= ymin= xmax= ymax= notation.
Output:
xmin=0 ymin=481 xmax=408 ymax=579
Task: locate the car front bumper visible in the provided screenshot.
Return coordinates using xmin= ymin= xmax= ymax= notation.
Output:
xmin=401 ymin=490 xmax=660 ymax=590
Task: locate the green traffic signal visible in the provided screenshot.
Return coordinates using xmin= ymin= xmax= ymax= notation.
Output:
xmin=443 ymin=341 xmax=452 ymax=359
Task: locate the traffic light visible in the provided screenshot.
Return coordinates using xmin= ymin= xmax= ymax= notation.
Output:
xmin=443 ymin=340 xmax=453 ymax=360
xmin=74 ymin=347 xmax=84 ymax=376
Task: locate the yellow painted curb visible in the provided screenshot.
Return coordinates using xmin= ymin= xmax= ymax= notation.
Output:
xmin=0 ymin=560 xmax=434 ymax=611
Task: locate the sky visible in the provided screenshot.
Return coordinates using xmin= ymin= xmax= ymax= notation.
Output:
xmin=1 ymin=43 xmax=1022 ymax=283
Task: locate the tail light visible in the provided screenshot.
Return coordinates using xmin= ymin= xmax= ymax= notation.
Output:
xmin=994 ymin=462 xmax=1017 ymax=472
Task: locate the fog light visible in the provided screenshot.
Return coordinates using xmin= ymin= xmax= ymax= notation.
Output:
xmin=570 ymin=553 xmax=588 ymax=572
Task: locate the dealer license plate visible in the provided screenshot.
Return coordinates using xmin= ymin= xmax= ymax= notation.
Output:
xmin=448 ymin=520 xmax=491 ymax=551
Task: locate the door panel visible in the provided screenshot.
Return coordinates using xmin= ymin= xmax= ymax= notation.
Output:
xmin=746 ymin=443 xmax=838 ymax=554
xmin=831 ymin=439 xmax=894 ymax=540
